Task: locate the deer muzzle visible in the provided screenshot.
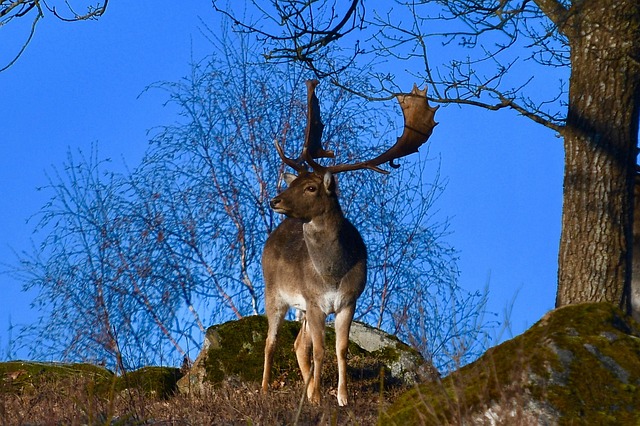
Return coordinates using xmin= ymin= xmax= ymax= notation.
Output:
xmin=270 ymin=196 xmax=287 ymax=214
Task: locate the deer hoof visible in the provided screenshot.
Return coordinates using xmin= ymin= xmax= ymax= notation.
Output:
xmin=307 ymin=387 xmax=321 ymax=405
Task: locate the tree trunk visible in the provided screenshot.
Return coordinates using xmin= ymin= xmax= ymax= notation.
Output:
xmin=632 ymin=174 xmax=640 ymax=321
xmin=556 ymin=0 xmax=640 ymax=310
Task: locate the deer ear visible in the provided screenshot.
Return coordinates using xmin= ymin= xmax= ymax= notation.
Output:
xmin=323 ymin=171 xmax=335 ymax=195
xmin=283 ymin=173 xmax=297 ymax=187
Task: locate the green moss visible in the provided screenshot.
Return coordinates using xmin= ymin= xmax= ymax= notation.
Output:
xmin=203 ymin=315 xmax=298 ymax=385
xmin=371 ymin=346 xmax=401 ymax=363
xmin=116 ymin=366 xmax=182 ymax=398
xmin=382 ymin=303 xmax=640 ymax=425
xmin=0 ymin=361 xmax=114 ymax=395
xmin=0 ymin=362 xmax=183 ymax=400
xmin=201 ymin=316 xmax=406 ymax=393
xmin=539 ymin=305 xmax=640 ymax=424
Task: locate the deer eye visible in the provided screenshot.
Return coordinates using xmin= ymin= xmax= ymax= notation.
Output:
xmin=305 ymin=185 xmax=317 ymax=193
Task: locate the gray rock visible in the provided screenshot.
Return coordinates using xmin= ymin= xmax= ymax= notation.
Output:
xmin=177 ymin=315 xmax=437 ymax=395
xmin=384 ymin=303 xmax=640 ymax=425
xmin=347 ymin=321 xmax=437 ymax=385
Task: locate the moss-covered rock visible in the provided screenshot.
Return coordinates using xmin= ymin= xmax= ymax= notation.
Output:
xmin=177 ymin=315 xmax=435 ymax=396
xmin=349 ymin=321 xmax=432 ymax=385
xmin=0 ymin=361 xmax=183 ymax=400
xmin=0 ymin=361 xmax=114 ymax=395
xmin=382 ymin=302 xmax=640 ymax=425
xmin=116 ymin=366 xmax=182 ymax=399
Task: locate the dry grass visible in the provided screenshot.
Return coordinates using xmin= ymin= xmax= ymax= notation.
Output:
xmin=1 ymin=370 xmax=407 ymax=425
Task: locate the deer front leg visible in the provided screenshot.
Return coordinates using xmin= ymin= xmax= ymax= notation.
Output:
xmin=334 ymin=305 xmax=355 ymax=406
xmin=262 ymin=307 xmax=286 ymax=394
xmin=262 ymin=333 xmax=276 ymax=393
xmin=305 ymin=305 xmax=326 ymax=404
xmin=294 ymin=316 xmax=312 ymax=386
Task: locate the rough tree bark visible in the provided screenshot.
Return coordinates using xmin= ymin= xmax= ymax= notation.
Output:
xmin=555 ymin=0 xmax=640 ymax=310
xmin=633 ymin=174 xmax=640 ymax=322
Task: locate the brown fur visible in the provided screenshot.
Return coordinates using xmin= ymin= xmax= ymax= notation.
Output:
xmin=261 ymin=171 xmax=367 ymax=406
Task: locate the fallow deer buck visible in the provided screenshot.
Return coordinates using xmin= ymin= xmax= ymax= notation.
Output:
xmin=261 ymin=79 xmax=438 ymax=406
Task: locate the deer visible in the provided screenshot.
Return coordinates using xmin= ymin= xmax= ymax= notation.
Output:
xmin=261 ymin=79 xmax=438 ymax=406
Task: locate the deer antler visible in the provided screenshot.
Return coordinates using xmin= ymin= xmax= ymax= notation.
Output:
xmin=304 ymin=79 xmax=335 ymax=161
xmin=277 ymin=80 xmax=438 ymax=175
xmin=275 ymin=79 xmax=335 ymax=173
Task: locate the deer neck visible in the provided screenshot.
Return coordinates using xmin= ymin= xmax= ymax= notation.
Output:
xmin=303 ymin=207 xmax=351 ymax=282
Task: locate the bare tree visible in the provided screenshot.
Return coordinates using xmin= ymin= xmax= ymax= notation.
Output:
xmin=144 ymin=28 xmax=486 ymax=368
xmin=215 ymin=0 xmax=640 ymax=315
xmin=14 ymin=147 xmax=184 ymax=370
xmin=14 ymin=25 xmax=488 ymax=371
xmin=1 ymin=0 xmax=108 ymax=72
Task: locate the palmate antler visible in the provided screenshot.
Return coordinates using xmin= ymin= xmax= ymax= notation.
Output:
xmin=276 ymin=79 xmax=438 ymax=174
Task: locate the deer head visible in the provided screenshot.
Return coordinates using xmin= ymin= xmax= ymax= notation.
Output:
xmin=270 ymin=171 xmax=338 ymax=221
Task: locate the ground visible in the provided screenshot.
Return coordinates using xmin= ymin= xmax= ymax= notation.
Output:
xmin=3 ymin=303 xmax=640 ymax=424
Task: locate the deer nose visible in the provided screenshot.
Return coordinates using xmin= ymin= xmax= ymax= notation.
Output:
xmin=270 ymin=197 xmax=281 ymax=209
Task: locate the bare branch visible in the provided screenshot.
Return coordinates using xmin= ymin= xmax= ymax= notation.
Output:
xmin=0 ymin=2 xmax=42 ymax=72
xmin=213 ymin=1 xmax=570 ymax=132
xmin=1 ymin=0 xmax=108 ymax=71
xmin=46 ymin=0 xmax=108 ymax=22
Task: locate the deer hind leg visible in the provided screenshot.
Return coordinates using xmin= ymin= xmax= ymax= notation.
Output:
xmin=262 ymin=305 xmax=287 ymax=394
xmin=305 ymin=305 xmax=326 ymax=404
xmin=334 ymin=305 xmax=355 ymax=406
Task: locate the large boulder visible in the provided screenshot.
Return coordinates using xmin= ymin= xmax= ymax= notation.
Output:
xmin=382 ymin=303 xmax=640 ymax=425
xmin=177 ymin=315 xmax=436 ymax=395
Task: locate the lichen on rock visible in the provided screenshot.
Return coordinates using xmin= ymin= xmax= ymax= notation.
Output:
xmin=382 ymin=303 xmax=640 ymax=425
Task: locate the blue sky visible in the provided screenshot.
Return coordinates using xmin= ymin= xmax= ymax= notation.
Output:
xmin=0 ymin=2 xmax=563 ymax=358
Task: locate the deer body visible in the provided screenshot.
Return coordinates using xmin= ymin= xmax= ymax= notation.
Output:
xmin=261 ymin=79 xmax=437 ymax=406
xmin=261 ymin=171 xmax=366 ymax=406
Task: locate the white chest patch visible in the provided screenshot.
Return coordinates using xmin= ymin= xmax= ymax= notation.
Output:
xmin=280 ymin=291 xmax=307 ymax=311
xmin=320 ymin=291 xmax=343 ymax=315
xmin=279 ymin=290 xmax=344 ymax=315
